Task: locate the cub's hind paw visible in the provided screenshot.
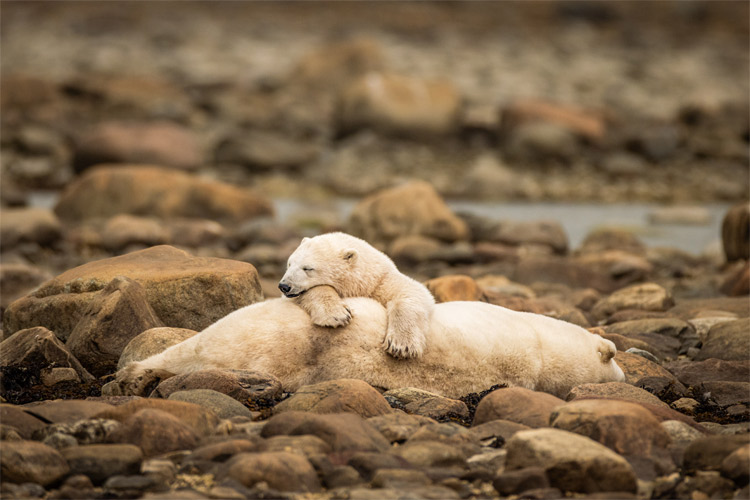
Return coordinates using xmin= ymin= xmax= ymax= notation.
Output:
xmin=311 ymin=305 xmax=352 ymax=328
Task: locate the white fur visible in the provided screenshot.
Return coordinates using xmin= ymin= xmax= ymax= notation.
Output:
xmin=117 ymin=299 xmax=625 ymax=399
xmin=279 ymin=232 xmax=435 ymax=359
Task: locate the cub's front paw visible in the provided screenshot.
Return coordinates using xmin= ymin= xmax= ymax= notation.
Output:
xmin=116 ymin=365 xmax=174 ymax=396
xmin=383 ymin=335 xmax=423 ymax=360
xmin=311 ymin=304 xmax=353 ymax=328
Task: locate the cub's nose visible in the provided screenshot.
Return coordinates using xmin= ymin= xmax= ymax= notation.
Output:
xmin=278 ymin=283 xmax=291 ymax=295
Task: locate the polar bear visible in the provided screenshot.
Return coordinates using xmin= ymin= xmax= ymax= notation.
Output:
xmin=112 ymin=299 xmax=625 ymax=399
xmin=278 ymin=232 xmax=435 ymax=359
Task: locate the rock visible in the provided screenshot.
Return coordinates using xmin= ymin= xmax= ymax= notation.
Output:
xmin=604 ymin=318 xmax=695 ymax=359
xmin=667 ymin=358 xmax=750 ymax=387
xmin=257 ymin=435 xmax=332 ymax=457
xmin=107 ymin=409 xmax=199 ymax=457
xmin=0 ymin=405 xmax=47 ymax=439
xmin=721 ymin=202 xmax=750 ymax=261
xmin=22 ymin=400 xmax=113 ymax=424
xmin=347 ymin=452 xmax=413 ymax=481
xmin=720 ymin=262 xmax=750 ymax=297
xmin=0 ymin=327 xmax=95 ymax=395
xmin=634 ymin=376 xmax=687 ymax=402
xmin=394 ymin=440 xmax=467 ymax=468
xmin=574 ymin=251 xmax=653 ymax=288
xmin=153 ymin=369 xmax=282 ymax=405
xmin=698 ymin=381 xmax=750 ymax=408
xmin=223 ymin=452 xmax=321 ymax=492
xmin=493 ymin=467 xmax=549 ymax=496
xmin=262 ymin=411 xmax=389 ymax=453
xmin=371 ymin=469 xmax=432 ymax=488
xmin=214 ymin=130 xmax=320 ymax=171
xmin=512 ymin=255 xmax=616 ymax=294
xmin=648 ymin=206 xmax=712 ymax=225
xmin=168 ymin=389 xmax=254 ymax=420
xmin=578 ymin=228 xmax=646 ymax=256
xmin=591 ymin=283 xmax=674 ymax=320
xmin=505 ymin=428 xmax=637 ymax=493
xmin=503 ymin=121 xmax=579 ymax=164
xmin=565 ymin=382 xmax=668 ymax=408
xmin=167 ymin=219 xmax=225 ymax=249
xmin=101 ymin=214 xmax=169 ymax=252
xmin=54 ymin=165 xmax=273 ymax=222
xmin=347 ymin=181 xmax=468 ymax=248
xmin=501 ymin=99 xmax=605 ymax=142
xmin=487 ymin=220 xmax=568 ymax=255
xmin=550 ymin=399 xmax=671 ymax=456
xmin=291 ymin=38 xmax=384 ymax=93
xmin=683 ymin=434 xmax=750 ymax=472
xmin=96 ymin=398 xmax=220 ymax=436
xmin=339 ymin=72 xmax=461 ymax=138
xmin=366 ymin=412 xmax=433 ymax=443
xmin=671 ymin=397 xmax=701 ymax=415
xmin=406 ymin=422 xmax=480 ymax=457
xmin=36 ymin=418 xmax=121 ymax=446
xmin=600 ymin=152 xmax=648 ymax=177
xmin=61 ymin=444 xmax=143 ymax=484
xmin=661 ymin=420 xmax=705 ymax=445
xmin=73 ymin=121 xmax=203 ymax=171
xmin=721 ymin=445 xmax=749 ymax=486
xmin=66 ymin=276 xmax=164 ymax=377
xmin=118 ymin=327 xmax=197 ymax=370
xmin=4 ymin=245 xmax=263 ymax=339
xmin=273 ymin=379 xmax=391 ymax=418
xmin=393 ymin=394 xmax=468 ymax=421
xmin=696 ymin=318 xmax=750 ymax=361
xmin=669 ymin=297 xmax=750 ymax=319
xmin=423 ymin=275 xmax=483 ymax=303
xmin=0 ymin=263 xmax=52 ymax=311
xmin=185 ymin=438 xmax=259 ymax=464
xmin=472 ymin=387 xmax=565 ymax=428
xmin=103 ymin=474 xmax=159 ymax=495
xmin=614 ymin=351 xmax=678 ymax=386
xmin=1 ymin=440 xmax=69 ymax=487
xmin=468 ymin=419 xmax=531 ymax=446
xmin=0 ymin=207 xmax=62 ymax=251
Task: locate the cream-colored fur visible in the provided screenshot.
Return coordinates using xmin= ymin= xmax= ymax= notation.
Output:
xmin=279 ymin=232 xmax=435 ymax=359
xmin=114 ymin=299 xmax=625 ymax=399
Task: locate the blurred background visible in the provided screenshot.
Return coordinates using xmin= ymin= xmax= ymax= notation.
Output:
xmin=1 ymin=1 xmax=749 ymax=300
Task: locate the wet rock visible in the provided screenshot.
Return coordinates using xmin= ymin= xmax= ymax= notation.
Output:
xmin=101 ymin=214 xmax=169 ymax=252
xmin=339 ymin=72 xmax=461 ymax=138
xmin=153 ymin=369 xmax=281 ymax=405
xmin=493 ymin=466 xmax=549 ymax=496
xmin=591 ymin=283 xmax=674 ymax=321
xmin=683 ymin=434 xmax=750 ymax=472
xmin=67 ymin=276 xmax=163 ymax=377
xmin=73 ymin=121 xmax=203 ymax=171
xmin=666 ymin=358 xmax=750 ymax=387
xmin=721 ymin=202 xmax=750 ymax=262
xmin=384 ymin=388 xmax=469 ymax=420
xmin=566 ymin=382 xmax=669 ymax=408
xmin=0 ymin=263 xmax=52 ymax=311
xmin=0 ymin=207 xmax=62 ymax=251
xmin=168 ymin=389 xmax=254 ymax=420
xmin=721 ymin=444 xmax=749 ymax=486
xmin=96 ymin=398 xmax=220 ymax=436
xmin=366 ymin=411 xmax=433 ymax=443
xmin=214 ymin=130 xmax=320 ymax=171
xmin=423 ymin=275 xmax=483 ymax=302
xmin=262 ymin=411 xmax=389 ymax=453
xmin=61 ymin=444 xmax=142 ymax=484
xmin=0 ymin=327 xmax=95 ymax=394
xmin=348 ymin=181 xmax=468 ymax=248
xmin=4 ymin=245 xmax=263 ymax=338
xmin=107 ymin=408 xmax=199 ymax=457
xmin=118 ymin=327 xmax=197 ymax=370
xmin=0 ymin=440 xmax=70 ymax=486
xmin=695 ymin=318 xmax=750 ymax=361
xmin=54 ymin=165 xmax=272 ymax=222
xmin=273 ymin=379 xmax=391 ymax=418
xmin=223 ymin=451 xmax=321 ymax=492
xmin=505 ymin=428 xmax=637 ymax=493
xmin=472 ymin=387 xmax=565 ymax=428
xmin=614 ymin=351 xmax=680 ymax=385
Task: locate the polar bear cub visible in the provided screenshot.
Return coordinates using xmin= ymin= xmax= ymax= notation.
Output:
xmin=278 ymin=232 xmax=435 ymax=359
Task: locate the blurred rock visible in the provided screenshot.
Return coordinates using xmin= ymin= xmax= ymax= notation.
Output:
xmin=591 ymin=282 xmax=673 ymax=320
xmin=258 ymin=435 xmax=332 ymax=457
xmin=274 ymin=379 xmax=391 ymax=418
xmin=503 ymin=121 xmax=579 ymax=164
xmin=366 ymin=412 xmax=432 ymax=443
xmin=696 ymin=319 xmax=750 ymax=361
xmin=168 ymin=389 xmax=254 ymax=420
xmin=648 ymin=206 xmax=712 ymax=225
xmin=577 ymin=228 xmax=646 ymax=256
xmin=0 ymin=207 xmax=62 ymax=251
xmin=472 ymin=387 xmax=564 ymax=428
xmin=339 ymin=72 xmax=461 ymax=138
xmin=666 ymin=358 xmax=750 ymax=388
xmin=0 ymin=405 xmax=47 ymax=440
xmin=73 ymin=121 xmax=203 ymax=172
xmin=394 ymin=440 xmax=467 ymax=468
xmin=0 ymin=440 xmax=70 ymax=486
xmin=625 ymin=122 xmax=682 ymax=162
xmin=54 ymin=165 xmax=273 ymax=222
xmin=96 ymin=398 xmax=220 ymax=436
xmin=214 ymin=130 xmax=320 ymax=171
xmin=0 ymin=263 xmax=52 ymax=311
xmin=485 ymin=220 xmax=568 ymax=255
xmin=4 ymin=245 xmax=263 ymax=339
xmin=683 ymin=434 xmax=750 ymax=472
xmin=24 ymin=400 xmax=113 ymax=425
xmin=505 ymin=428 xmax=637 ymax=493
xmin=424 ymin=275 xmax=483 ymax=302
xmin=61 ymin=444 xmax=143 ymax=485
xmin=721 ymin=445 xmax=750 ymax=486
xmin=388 ymin=235 xmax=443 ymax=264
xmin=501 ymin=99 xmax=606 ymax=142
xmin=107 ymin=408 xmax=199 ymax=457
xmin=599 ymin=152 xmax=647 ymax=178
xmin=720 ymin=261 xmax=750 ymax=297
xmin=604 ymin=318 xmax=695 ymax=360
xmin=721 ymin=202 xmax=749 ymax=262
xmin=153 ymin=369 xmax=282 ymax=405
xmin=566 ymin=382 xmax=668 ymax=408
xmin=118 ymin=327 xmax=197 ymax=370
xmin=574 ymin=250 xmax=653 ymax=286
xmin=67 ymin=276 xmax=163 ymax=377
xmin=223 ymin=451 xmax=321 ymax=492
xmin=348 ymin=181 xmax=468 ymax=247
xmin=101 ymin=215 xmax=168 ymax=252
xmin=512 ymin=255 xmax=616 ymax=293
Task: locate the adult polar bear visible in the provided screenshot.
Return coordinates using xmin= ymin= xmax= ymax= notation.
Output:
xmin=114 ymin=297 xmax=625 ymax=399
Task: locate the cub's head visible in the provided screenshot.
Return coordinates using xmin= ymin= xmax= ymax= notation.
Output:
xmin=278 ymin=236 xmax=358 ymax=298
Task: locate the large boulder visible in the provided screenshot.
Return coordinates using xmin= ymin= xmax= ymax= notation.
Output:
xmin=696 ymin=319 xmax=750 ymax=361
xmin=347 ymin=181 xmax=468 ymax=248
xmin=54 ymin=165 xmax=273 ymax=222
xmin=3 ymin=245 xmax=263 ymax=340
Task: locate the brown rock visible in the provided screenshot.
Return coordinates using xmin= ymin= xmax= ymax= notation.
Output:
xmin=185 ymin=438 xmax=260 ymax=463
xmin=223 ymin=451 xmax=321 ymax=492
xmin=118 ymin=327 xmax=197 ymax=370
xmin=4 ymin=245 xmax=263 ymax=339
xmin=721 ymin=444 xmax=749 ymax=486
xmin=591 ymin=283 xmax=674 ymax=320
xmin=22 ymin=400 xmax=113 ymax=424
xmin=0 ymin=440 xmax=70 ymax=486
xmin=566 ymin=382 xmax=668 ymax=408
xmin=347 ymin=181 xmax=468 ymax=248
xmin=96 ymin=398 xmax=220 ymax=436
xmin=489 ymin=220 xmax=568 ymax=254
xmin=512 ymin=255 xmax=616 ymax=293
xmin=721 ymin=202 xmax=750 ymax=262
xmin=101 ymin=214 xmax=169 ymax=252
xmin=501 ymin=98 xmax=606 ymax=142
xmin=292 ymin=38 xmax=384 ymax=93
xmin=73 ymin=121 xmax=203 ymax=171
xmin=720 ymin=262 xmax=750 ymax=297
xmin=0 ymin=207 xmax=62 ymax=251
xmin=67 ymin=276 xmax=163 ymax=377
xmin=257 ymin=435 xmax=332 ymax=457
xmin=54 ymin=165 xmax=273 ymax=222
xmin=383 ymin=387 xmax=468 ymax=420
xmin=668 ymin=297 xmax=750 ymax=319
xmin=683 ymin=434 xmax=750 ymax=472
xmin=424 ymin=275 xmax=483 ymax=303
xmin=468 ymin=419 xmax=531 ymax=445
xmin=153 ymin=369 xmax=282 ymax=404
xmin=61 ymin=444 xmax=143 ymax=484
xmin=604 ymin=318 xmax=694 ymax=359
xmin=696 ymin=318 xmax=750 ymax=361
xmin=107 ymin=408 xmax=199 ymax=457
xmin=214 ymin=130 xmax=320 ymax=171
xmin=666 ymin=358 xmax=750 ymax=387
xmin=472 ymin=387 xmax=565 ymax=428
xmin=0 ymin=263 xmax=52 ymax=311
xmin=366 ymin=412 xmax=433 ymax=443
xmin=0 ymin=405 xmax=47 ymax=439
xmin=577 ymin=228 xmax=646 ymax=256
xmin=394 ymin=440 xmax=467 ymax=468
xmin=614 ymin=351 xmax=680 ymax=385
xmin=273 ymin=379 xmax=391 ymax=418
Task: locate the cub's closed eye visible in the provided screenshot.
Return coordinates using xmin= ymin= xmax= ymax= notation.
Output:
xmin=302 ymin=267 xmax=314 ymax=272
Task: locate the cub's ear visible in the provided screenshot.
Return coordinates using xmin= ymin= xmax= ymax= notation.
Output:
xmin=342 ymin=248 xmax=357 ymax=263
xmin=301 ymin=237 xmax=311 ymax=243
